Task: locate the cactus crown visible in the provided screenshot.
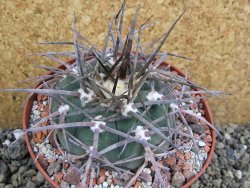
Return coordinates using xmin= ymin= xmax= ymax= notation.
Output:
xmin=0 ymin=1 xmax=221 ymax=187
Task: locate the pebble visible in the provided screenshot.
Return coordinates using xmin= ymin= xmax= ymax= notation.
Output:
xmin=47 ymin=161 xmax=62 ymax=176
xmin=198 ymin=141 xmax=206 ymax=147
xmin=23 ymin=169 xmax=37 ymax=177
xmin=8 ymin=165 xmax=17 ymax=174
xmin=226 ymin=126 xmax=235 ymax=134
xmin=4 ymin=185 xmax=14 ymax=188
xmin=107 ymin=178 xmax=112 ymax=184
xmin=61 ymin=181 xmax=70 ymax=188
xmin=234 ymin=170 xmax=242 ymax=180
xmin=0 ymin=161 xmax=10 ymax=183
xmin=240 ymin=136 xmax=245 ymax=144
xmin=235 ymin=152 xmax=242 ymax=159
xmin=190 ymin=181 xmax=200 ymax=188
xmin=216 ymin=142 xmax=225 ymax=149
xmin=183 ymin=169 xmax=195 ymax=180
xmin=10 ymin=161 xmax=22 ymax=167
xmin=36 ymin=172 xmax=45 ymax=182
xmin=224 ymin=133 xmax=231 ymax=140
xmin=243 ymin=181 xmax=250 ymax=188
xmin=212 ymin=179 xmax=222 ymax=187
xmin=26 ymin=180 xmax=37 ymax=188
xmin=63 ymin=166 xmax=81 ymax=185
xmin=103 ymin=181 xmax=109 ymax=187
xmin=32 ymin=105 xmax=38 ymax=110
xmin=113 ymin=171 xmax=118 ymax=178
xmin=0 ymin=175 xmax=6 ymax=184
xmin=171 ymin=172 xmax=185 ymax=187
xmin=227 ymin=170 xmax=234 ymax=178
xmin=104 ymin=171 xmax=109 ymax=176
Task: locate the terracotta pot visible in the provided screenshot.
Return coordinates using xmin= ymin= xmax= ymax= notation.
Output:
xmin=22 ymin=59 xmax=215 ymax=188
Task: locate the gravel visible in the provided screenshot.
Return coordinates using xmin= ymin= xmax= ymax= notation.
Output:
xmin=190 ymin=122 xmax=250 ymax=188
xmin=0 ymin=128 xmax=51 ymax=188
xmin=0 ymin=122 xmax=249 ymax=188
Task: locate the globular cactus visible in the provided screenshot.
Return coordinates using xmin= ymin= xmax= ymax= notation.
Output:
xmin=53 ymin=62 xmax=176 ymax=170
xmin=48 ymin=2 xmax=188 ymax=173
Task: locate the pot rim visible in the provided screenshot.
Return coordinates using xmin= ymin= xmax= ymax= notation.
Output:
xmin=22 ymin=59 xmax=215 ymax=188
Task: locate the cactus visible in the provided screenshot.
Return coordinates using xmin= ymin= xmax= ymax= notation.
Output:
xmin=48 ymin=3 xmax=185 ymax=172
xmin=53 ymin=66 xmax=176 ymax=170
xmin=0 ymin=1 xmax=221 ymax=187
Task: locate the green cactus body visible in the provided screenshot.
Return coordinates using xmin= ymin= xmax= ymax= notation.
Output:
xmin=52 ymin=62 xmax=175 ymax=170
